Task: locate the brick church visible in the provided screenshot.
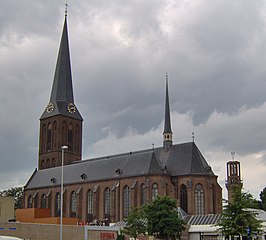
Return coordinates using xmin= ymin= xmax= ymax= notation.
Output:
xmin=23 ymin=14 xmax=222 ymax=224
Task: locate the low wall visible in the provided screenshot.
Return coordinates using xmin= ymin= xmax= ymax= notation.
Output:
xmin=16 ymin=208 xmax=78 ymax=225
xmin=0 ymin=222 xmax=84 ymax=240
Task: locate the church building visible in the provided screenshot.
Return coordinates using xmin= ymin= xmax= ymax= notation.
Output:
xmin=23 ymin=14 xmax=222 ymax=224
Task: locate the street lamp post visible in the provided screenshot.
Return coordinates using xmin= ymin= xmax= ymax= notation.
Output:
xmin=60 ymin=145 xmax=68 ymax=240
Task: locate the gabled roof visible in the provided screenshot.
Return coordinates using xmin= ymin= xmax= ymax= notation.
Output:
xmin=40 ymin=16 xmax=82 ymax=121
xmin=25 ymin=142 xmax=215 ymax=190
xmin=154 ymin=142 xmax=214 ymax=176
xmin=25 ymin=150 xmax=164 ymax=189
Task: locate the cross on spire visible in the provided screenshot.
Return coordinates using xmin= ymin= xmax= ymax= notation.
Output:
xmin=231 ymin=151 xmax=235 ymax=161
xmin=65 ymin=1 xmax=69 ymax=16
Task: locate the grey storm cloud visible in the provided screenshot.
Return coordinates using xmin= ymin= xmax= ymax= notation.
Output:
xmin=0 ymin=0 xmax=265 ymax=198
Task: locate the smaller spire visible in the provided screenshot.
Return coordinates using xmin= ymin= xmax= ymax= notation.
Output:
xmin=192 ymin=132 xmax=195 ymax=142
xmin=163 ymin=73 xmax=173 ymax=150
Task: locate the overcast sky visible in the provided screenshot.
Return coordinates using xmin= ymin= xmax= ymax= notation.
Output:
xmin=0 ymin=0 xmax=266 ymax=200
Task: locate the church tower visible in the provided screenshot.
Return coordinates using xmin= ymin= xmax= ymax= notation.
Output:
xmin=163 ymin=74 xmax=173 ymax=150
xmin=38 ymin=14 xmax=83 ymax=170
xmin=225 ymin=152 xmax=243 ymax=203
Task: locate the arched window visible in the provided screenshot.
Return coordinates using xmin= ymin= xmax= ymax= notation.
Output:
xmin=51 ymin=158 xmax=56 ymax=167
xmin=62 ymin=121 xmax=67 ymax=146
xmin=211 ymin=184 xmax=216 ymax=213
xmin=41 ymin=124 xmax=46 ymax=153
xmin=152 ymin=183 xmax=158 ymax=200
xmin=28 ymin=195 xmax=33 ymax=208
xmin=68 ymin=124 xmax=73 ymax=151
xmin=180 ymin=184 xmax=188 ymax=213
xmin=47 ymin=123 xmax=52 ymax=151
xmin=41 ymin=194 xmax=46 ymax=208
xmin=52 ymin=121 xmax=57 ymax=149
xmin=71 ymin=191 xmax=78 ymax=217
xmin=141 ymin=183 xmax=146 ymax=205
xmin=55 ymin=192 xmax=61 ymax=217
xmin=123 ymin=186 xmax=130 ymax=217
xmin=46 ymin=159 xmax=50 ymax=168
xmin=41 ymin=160 xmax=45 ymax=169
xmin=87 ymin=190 xmax=93 ymax=222
xmin=195 ymin=184 xmax=204 ymax=215
xmin=75 ymin=125 xmax=79 ymax=152
xmin=104 ymin=188 xmax=111 ymax=220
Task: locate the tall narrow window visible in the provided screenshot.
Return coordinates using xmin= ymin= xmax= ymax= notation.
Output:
xmin=46 ymin=159 xmax=50 ymax=168
xmin=47 ymin=123 xmax=52 ymax=151
xmin=141 ymin=183 xmax=146 ymax=205
xmin=68 ymin=124 xmax=73 ymax=151
xmin=211 ymin=184 xmax=216 ymax=213
xmin=51 ymin=158 xmax=56 ymax=167
xmin=87 ymin=190 xmax=93 ymax=223
xmin=104 ymin=188 xmax=111 ymax=221
xmin=180 ymin=184 xmax=188 ymax=213
xmin=41 ymin=124 xmax=46 ymax=153
xmin=195 ymin=184 xmax=204 ymax=215
xmin=41 ymin=194 xmax=47 ymax=208
xmin=41 ymin=160 xmax=45 ymax=169
xmin=28 ymin=195 xmax=33 ymax=208
xmin=152 ymin=183 xmax=158 ymax=200
xmin=75 ymin=125 xmax=79 ymax=152
xmin=55 ymin=192 xmax=61 ymax=217
xmin=71 ymin=191 xmax=77 ymax=217
xmin=52 ymin=121 xmax=57 ymax=149
xmin=62 ymin=121 xmax=67 ymax=146
xmin=123 ymin=186 xmax=130 ymax=217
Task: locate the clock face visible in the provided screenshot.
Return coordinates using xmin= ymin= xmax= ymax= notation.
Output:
xmin=67 ymin=103 xmax=76 ymax=113
xmin=46 ymin=102 xmax=55 ymax=113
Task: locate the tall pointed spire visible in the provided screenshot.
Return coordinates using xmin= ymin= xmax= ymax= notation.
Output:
xmin=38 ymin=14 xmax=83 ymax=169
xmin=40 ymin=15 xmax=82 ymax=120
xmin=163 ymin=73 xmax=173 ymax=150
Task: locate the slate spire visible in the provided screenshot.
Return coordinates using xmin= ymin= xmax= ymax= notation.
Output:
xmin=40 ymin=15 xmax=82 ymax=120
xmin=163 ymin=73 xmax=173 ymax=150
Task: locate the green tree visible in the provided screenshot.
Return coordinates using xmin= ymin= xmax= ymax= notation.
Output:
xmin=218 ymin=188 xmax=262 ymax=239
xmin=123 ymin=207 xmax=146 ymax=239
xmin=0 ymin=187 xmax=23 ymax=209
xmin=259 ymin=187 xmax=266 ymax=211
xmin=244 ymin=192 xmax=260 ymax=209
xmin=143 ymin=196 xmax=185 ymax=240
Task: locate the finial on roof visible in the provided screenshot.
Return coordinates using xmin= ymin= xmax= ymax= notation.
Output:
xmin=65 ymin=1 xmax=69 ymax=17
xmin=231 ymin=151 xmax=235 ymax=161
xmin=192 ymin=132 xmax=195 ymax=142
